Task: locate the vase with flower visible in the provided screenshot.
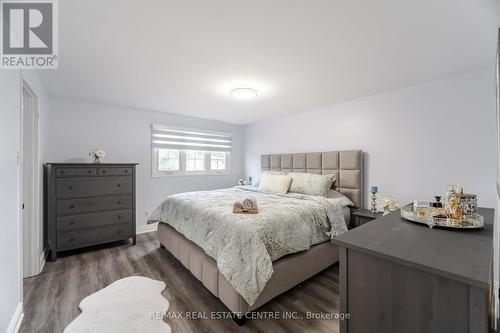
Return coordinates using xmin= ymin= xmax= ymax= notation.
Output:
xmin=89 ymin=149 xmax=106 ymax=164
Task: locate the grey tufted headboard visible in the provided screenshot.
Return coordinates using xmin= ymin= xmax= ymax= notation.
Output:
xmin=260 ymin=150 xmax=364 ymax=208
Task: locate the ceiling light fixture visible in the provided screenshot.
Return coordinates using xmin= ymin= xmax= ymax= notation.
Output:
xmin=229 ymin=87 xmax=258 ymax=100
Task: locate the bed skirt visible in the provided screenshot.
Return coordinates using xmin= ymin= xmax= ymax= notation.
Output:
xmin=157 ymin=222 xmax=339 ymax=315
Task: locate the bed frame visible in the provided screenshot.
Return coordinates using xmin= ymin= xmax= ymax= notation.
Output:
xmin=157 ymin=150 xmax=364 ymax=323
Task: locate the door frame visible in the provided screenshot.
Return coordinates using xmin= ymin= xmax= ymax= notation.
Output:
xmin=20 ymin=80 xmax=41 ymax=278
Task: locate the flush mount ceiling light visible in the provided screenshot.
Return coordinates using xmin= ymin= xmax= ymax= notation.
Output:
xmin=229 ymin=87 xmax=258 ymax=100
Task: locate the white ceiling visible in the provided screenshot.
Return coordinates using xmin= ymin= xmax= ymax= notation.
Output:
xmin=37 ymin=0 xmax=500 ymax=125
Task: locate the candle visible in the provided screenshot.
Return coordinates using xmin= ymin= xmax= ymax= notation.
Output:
xmin=370 ymin=186 xmax=378 ymax=193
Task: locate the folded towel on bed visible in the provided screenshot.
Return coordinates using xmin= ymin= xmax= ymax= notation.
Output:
xmin=232 ymin=201 xmax=244 ymax=210
xmin=242 ymin=196 xmax=258 ymax=209
xmin=233 ymin=197 xmax=258 ymax=211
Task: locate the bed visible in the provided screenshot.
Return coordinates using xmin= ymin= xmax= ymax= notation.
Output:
xmin=150 ymin=150 xmax=364 ymax=321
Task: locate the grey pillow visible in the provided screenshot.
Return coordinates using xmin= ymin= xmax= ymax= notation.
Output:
xmin=289 ymin=172 xmax=335 ymax=197
xmin=327 ymin=189 xmax=353 ymax=206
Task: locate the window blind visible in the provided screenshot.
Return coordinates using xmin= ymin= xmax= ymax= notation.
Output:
xmin=151 ymin=124 xmax=233 ymax=152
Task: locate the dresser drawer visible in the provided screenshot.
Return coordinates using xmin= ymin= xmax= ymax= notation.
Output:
xmin=99 ymin=167 xmax=133 ymax=176
xmin=56 ymin=176 xmax=132 ymax=199
xmin=57 ymin=223 xmax=132 ymax=250
xmin=57 ymin=209 xmax=133 ymax=232
xmin=56 ymin=167 xmax=97 ymax=177
xmin=57 ymin=195 xmax=133 ymax=215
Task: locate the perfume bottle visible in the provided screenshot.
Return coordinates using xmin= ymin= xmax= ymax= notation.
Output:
xmin=413 ymin=200 xmax=430 ymax=221
xmin=444 ymin=185 xmax=458 ymax=204
xmin=431 ymin=196 xmax=446 ymax=218
xmin=445 ymin=193 xmax=463 ymax=221
xmin=433 ymin=196 xmax=442 ymax=208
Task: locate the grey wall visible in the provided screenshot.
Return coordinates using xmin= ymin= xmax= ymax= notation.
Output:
xmin=0 ymin=71 xmax=22 ymax=332
xmin=48 ymin=98 xmax=245 ymax=228
xmin=244 ymin=69 xmax=497 ymax=209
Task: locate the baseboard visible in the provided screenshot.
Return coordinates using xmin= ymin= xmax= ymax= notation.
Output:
xmin=494 ymin=280 xmax=499 ymax=331
xmin=136 ymin=222 xmax=158 ymax=235
xmin=6 ymin=302 xmax=23 ymax=333
xmin=39 ymin=251 xmax=46 ymax=274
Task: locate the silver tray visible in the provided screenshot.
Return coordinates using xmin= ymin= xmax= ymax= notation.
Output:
xmin=400 ymin=205 xmax=484 ymax=229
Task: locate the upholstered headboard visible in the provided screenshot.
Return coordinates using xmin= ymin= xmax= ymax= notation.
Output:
xmin=260 ymin=150 xmax=364 ymax=208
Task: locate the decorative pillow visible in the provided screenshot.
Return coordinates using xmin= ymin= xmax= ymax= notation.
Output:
xmin=258 ymin=174 xmax=292 ymax=194
xmin=252 ymin=171 xmax=288 ymax=187
xmin=288 ymin=172 xmax=335 ymax=197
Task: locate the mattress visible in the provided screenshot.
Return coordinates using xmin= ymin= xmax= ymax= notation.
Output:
xmin=341 ymin=206 xmax=351 ymax=225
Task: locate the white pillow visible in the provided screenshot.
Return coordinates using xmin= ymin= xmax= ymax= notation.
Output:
xmin=288 ymin=172 xmax=335 ymax=197
xmin=253 ymin=171 xmax=288 ymax=187
xmin=259 ymin=174 xmax=292 ymax=194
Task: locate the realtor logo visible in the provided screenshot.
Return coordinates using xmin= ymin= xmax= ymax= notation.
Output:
xmin=1 ymin=0 xmax=58 ymax=69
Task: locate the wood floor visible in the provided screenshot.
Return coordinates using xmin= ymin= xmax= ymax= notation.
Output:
xmin=21 ymin=232 xmax=341 ymax=333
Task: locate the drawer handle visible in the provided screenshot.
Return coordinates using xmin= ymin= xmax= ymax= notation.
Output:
xmin=87 ymin=170 xmax=92 ymax=174
xmin=117 ymin=215 xmax=122 ymax=219
xmin=69 ymin=205 xmax=75 ymax=209
xmin=102 ymin=170 xmax=106 ymax=174
xmin=60 ymin=171 xmax=65 ymax=174
xmin=69 ymin=237 xmax=76 ymax=242
xmin=69 ymin=185 xmax=76 ymax=189
xmin=124 ymin=170 xmax=129 ymax=173
xmin=69 ymin=221 xmax=75 ymax=225
xmin=117 ymin=201 xmax=122 ymax=205
xmin=117 ymin=184 xmax=121 ymax=187
xmin=117 ymin=230 xmax=123 ymax=234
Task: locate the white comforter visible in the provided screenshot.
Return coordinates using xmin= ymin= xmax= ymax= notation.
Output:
xmin=148 ymin=186 xmax=351 ymax=305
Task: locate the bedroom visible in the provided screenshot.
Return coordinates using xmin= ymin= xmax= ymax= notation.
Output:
xmin=1 ymin=0 xmax=500 ymax=332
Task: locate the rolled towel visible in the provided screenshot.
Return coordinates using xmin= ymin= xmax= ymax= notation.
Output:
xmin=233 ymin=201 xmax=244 ymax=210
xmin=242 ymin=196 xmax=258 ymax=210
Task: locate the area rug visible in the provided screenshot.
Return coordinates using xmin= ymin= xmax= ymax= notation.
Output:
xmin=64 ymin=276 xmax=171 ymax=333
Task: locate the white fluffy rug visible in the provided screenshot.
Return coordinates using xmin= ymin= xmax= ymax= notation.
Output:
xmin=64 ymin=276 xmax=171 ymax=333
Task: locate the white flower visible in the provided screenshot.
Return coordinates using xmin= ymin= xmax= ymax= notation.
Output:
xmin=89 ymin=149 xmax=106 ymax=158
xmin=379 ymin=196 xmax=399 ymax=211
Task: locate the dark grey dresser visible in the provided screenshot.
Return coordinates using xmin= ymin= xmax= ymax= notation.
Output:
xmin=333 ymin=207 xmax=494 ymax=333
xmin=44 ymin=163 xmax=137 ymax=261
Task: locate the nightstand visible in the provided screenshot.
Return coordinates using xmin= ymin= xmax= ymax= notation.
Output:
xmin=350 ymin=209 xmax=383 ymax=228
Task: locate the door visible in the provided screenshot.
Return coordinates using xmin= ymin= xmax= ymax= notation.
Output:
xmin=21 ymin=83 xmax=40 ymax=278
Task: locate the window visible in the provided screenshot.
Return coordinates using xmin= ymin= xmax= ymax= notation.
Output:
xmin=211 ymin=151 xmax=226 ymax=170
xmin=151 ymin=125 xmax=232 ymax=177
xmin=186 ymin=150 xmax=205 ymax=172
xmin=158 ymin=149 xmax=180 ymax=172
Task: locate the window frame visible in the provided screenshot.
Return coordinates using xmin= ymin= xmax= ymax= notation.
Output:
xmin=152 ymin=148 xmax=231 ymax=178
xmin=185 ymin=150 xmax=206 ymax=173
xmin=157 ymin=148 xmax=181 ymax=173
xmin=210 ymin=151 xmax=227 ymax=171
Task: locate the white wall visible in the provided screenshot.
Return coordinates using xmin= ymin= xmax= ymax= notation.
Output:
xmin=244 ymin=69 xmax=497 ymax=209
xmin=0 ymin=71 xmax=22 ymax=332
xmin=48 ymin=98 xmax=245 ymax=227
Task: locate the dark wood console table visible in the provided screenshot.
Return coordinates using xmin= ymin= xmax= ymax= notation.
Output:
xmin=333 ymin=207 xmax=494 ymax=333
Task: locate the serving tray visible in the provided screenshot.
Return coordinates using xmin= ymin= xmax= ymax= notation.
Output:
xmin=400 ymin=204 xmax=484 ymax=229
xmin=232 ymin=208 xmax=259 ymax=214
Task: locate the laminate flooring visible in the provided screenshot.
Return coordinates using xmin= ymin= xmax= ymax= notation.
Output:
xmin=21 ymin=232 xmax=341 ymax=333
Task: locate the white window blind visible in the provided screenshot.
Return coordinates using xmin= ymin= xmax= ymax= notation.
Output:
xmin=151 ymin=124 xmax=233 ymax=152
